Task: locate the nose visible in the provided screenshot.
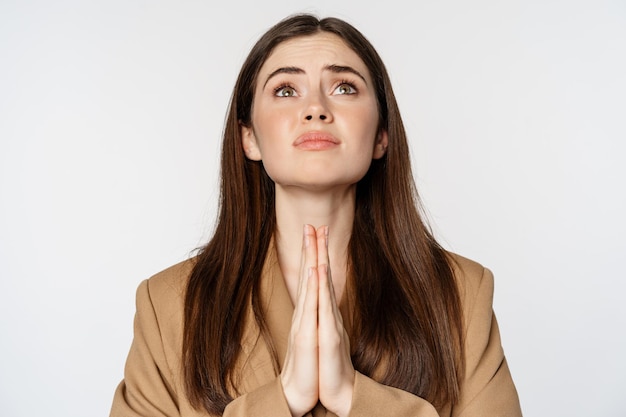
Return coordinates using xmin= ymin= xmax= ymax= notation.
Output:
xmin=303 ymin=93 xmax=332 ymax=122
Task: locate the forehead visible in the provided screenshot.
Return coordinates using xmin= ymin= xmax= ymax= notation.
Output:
xmin=259 ymin=32 xmax=370 ymax=78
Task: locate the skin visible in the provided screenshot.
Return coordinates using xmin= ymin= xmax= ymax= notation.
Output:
xmin=240 ymin=32 xmax=388 ymax=417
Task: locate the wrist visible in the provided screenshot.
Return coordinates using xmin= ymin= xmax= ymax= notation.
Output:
xmin=280 ymin=375 xmax=315 ymax=417
xmin=327 ymin=374 xmax=355 ymax=417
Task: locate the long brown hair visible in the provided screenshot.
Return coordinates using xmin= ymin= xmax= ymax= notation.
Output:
xmin=183 ymin=14 xmax=464 ymax=414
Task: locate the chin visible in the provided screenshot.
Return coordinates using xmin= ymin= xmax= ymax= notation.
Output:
xmin=265 ymin=165 xmax=370 ymax=190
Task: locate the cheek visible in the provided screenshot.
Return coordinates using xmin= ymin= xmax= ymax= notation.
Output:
xmin=249 ymin=114 xmax=290 ymax=180
xmin=252 ymin=108 xmax=294 ymax=150
xmin=345 ymin=101 xmax=379 ymax=127
xmin=349 ymin=106 xmax=380 ymax=148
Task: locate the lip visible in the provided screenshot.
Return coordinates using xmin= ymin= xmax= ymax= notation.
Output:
xmin=293 ymin=131 xmax=340 ymax=150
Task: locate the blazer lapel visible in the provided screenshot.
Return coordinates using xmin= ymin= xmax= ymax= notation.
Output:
xmin=260 ymin=240 xmax=294 ymax=370
xmin=236 ymin=241 xmax=293 ymax=393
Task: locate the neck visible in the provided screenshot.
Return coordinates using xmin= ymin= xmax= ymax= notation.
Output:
xmin=274 ymin=184 xmax=355 ymax=303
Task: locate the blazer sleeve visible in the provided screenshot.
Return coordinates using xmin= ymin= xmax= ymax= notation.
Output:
xmin=110 ymin=279 xmax=182 ymax=417
xmin=110 ymin=272 xmax=295 ymax=417
xmin=343 ymin=266 xmax=522 ymax=417
xmin=222 ymin=377 xmax=293 ymax=417
xmin=348 ymin=371 xmax=440 ymax=416
xmin=450 ymin=267 xmax=522 ymax=417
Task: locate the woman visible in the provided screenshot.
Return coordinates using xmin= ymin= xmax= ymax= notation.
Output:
xmin=110 ymin=14 xmax=522 ymax=417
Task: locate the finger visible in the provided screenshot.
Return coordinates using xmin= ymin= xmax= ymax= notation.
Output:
xmin=301 ymin=266 xmax=319 ymax=336
xmin=316 ymin=225 xmax=329 ymax=267
xmin=296 ymin=225 xmax=307 ymax=298
xmin=316 ymin=226 xmax=332 ymax=318
xmin=304 ymin=224 xmax=318 ymax=269
xmin=293 ymin=224 xmax=318 ymax=327
xmin=318 ymin=263 xmax=334 ymax=321
xmin=316 ymin=226 xmax=343 ymax=325
xmin=325 ymin=262 xmax=343 ymax=326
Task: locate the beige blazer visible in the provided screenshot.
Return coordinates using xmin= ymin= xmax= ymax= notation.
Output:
xmin=110 ymin=245 xmax=522 ymax=417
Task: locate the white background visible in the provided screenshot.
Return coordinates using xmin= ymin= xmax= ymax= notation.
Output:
xmin=1 ymin=0 xmax=624 ymax=416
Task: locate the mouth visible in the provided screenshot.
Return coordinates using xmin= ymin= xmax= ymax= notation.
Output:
xmin=293 ymin=131 xmax=340 ymax=150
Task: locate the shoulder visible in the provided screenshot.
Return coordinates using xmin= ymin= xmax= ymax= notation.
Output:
xmin=134 ymin=257 xmax=197 ymax=330
xmin=142 ymin=257 xmax=197 ymax=302
xmin=447 ymin=252 xmax=493 ymax=288
xmin=130 ymin=257 xmax=199 ymax=368
xmin=443 ymin=254 xmax=522 ymax=414
xmin=446 ymin=252 xmax=495 ymax=323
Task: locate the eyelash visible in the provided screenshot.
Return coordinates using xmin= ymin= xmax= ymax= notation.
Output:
xmin=273 ymin=83 xmax=297 ymax=97
xmin=272 ymin=80 xmax=359 ymax=97
xmin=334 ymin=80 xmax=358 ymax=95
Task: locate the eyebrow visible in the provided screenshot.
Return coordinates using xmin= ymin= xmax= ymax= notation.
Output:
xmin=263 ymin=66 xmax=304 ymax=88
xmin=263 ymin=64 xmax=368 ymax=88
xmin=325 ymin=64 xmax=367 ymax=84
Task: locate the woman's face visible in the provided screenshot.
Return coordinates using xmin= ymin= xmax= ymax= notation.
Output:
xmin=241 ymin=32 xmax=387 ymax=191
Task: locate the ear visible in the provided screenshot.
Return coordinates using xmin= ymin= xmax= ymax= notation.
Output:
xmin=240 ymin=122 xmax=262 ymax=161
xmin=372 ymin=129 xmax=389 ymax=159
